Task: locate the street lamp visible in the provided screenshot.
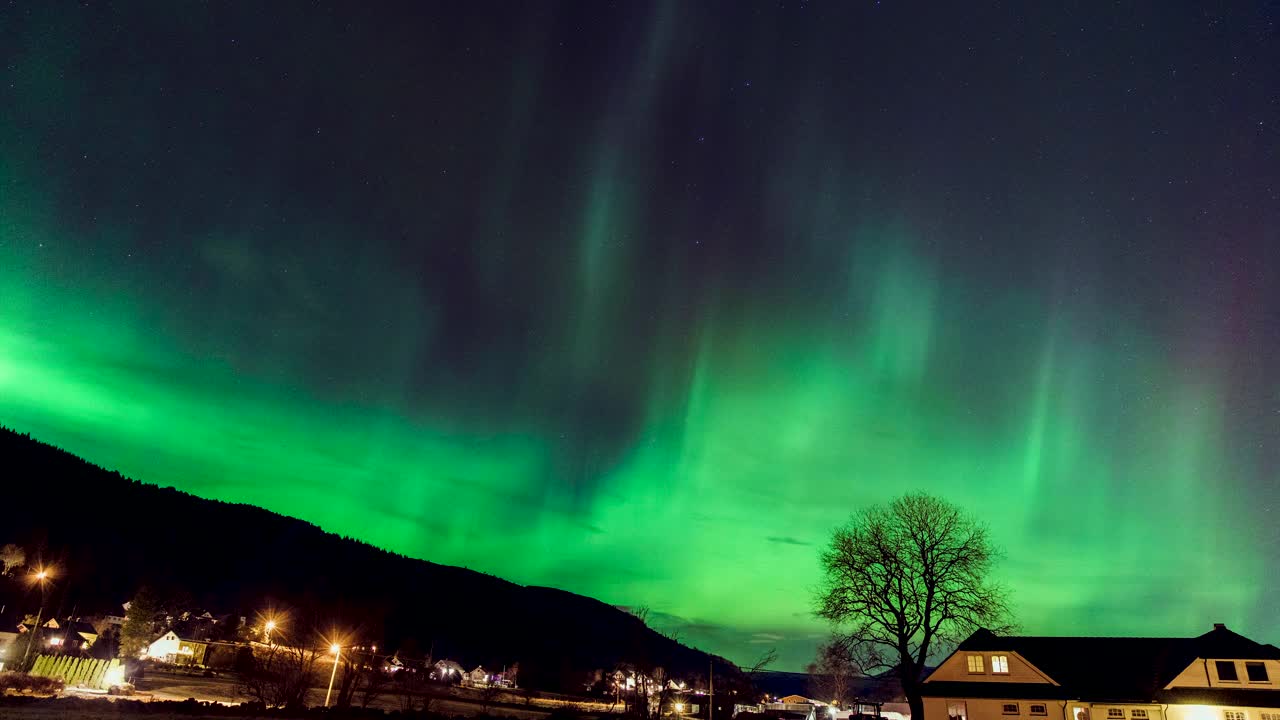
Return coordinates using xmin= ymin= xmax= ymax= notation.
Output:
xmin=324 ymin=643 xmax=342 ymax=707
xmin=21 ymin=568 xmax=52 ymax=670
xmin=264 ymin=620 xmax=277 ymax=645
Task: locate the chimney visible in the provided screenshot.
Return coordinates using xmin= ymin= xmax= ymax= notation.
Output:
xmin=1213 ymin=623 xmax=1227 ymax=630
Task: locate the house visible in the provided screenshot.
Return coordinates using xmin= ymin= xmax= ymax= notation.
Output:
xmin=762 ymin=696 xmax=823 ymax=720
xmin=434 ymin=659 xmax=465 ymax=682
xmin=465 ymin=665 xmax=492 ymax=687
xmin=922 ymin=624 xmax=1280 ymax=720
xmin=755 ymin=669 xmax=913 ymax=720
xmin=31 ymin=618 xmax=99 ymax=653
xmin=144 ymin=629 xmax=208 ymax=665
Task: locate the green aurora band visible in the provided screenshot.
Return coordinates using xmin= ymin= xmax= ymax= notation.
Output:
xmin=1 ymin=1 xmax=1276 ymax=670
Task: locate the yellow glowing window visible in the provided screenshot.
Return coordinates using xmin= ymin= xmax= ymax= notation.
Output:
xmin=992 ymin=655 xmax=1010 ymax=673
xmin=967 ymin=655 xmax=984 ymax=673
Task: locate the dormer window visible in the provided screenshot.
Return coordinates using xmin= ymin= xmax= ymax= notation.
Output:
xmin=1246 ymin=662 xmax=1269 ymax=682
xmin=1217 ymin=661 xmax=1240 ymax=682
xmin=967 ymin=655 xmax=984 ymax=673
xmin=992 ymin=655 xmax=1010 ymax=674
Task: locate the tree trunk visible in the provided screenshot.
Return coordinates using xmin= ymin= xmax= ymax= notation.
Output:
xmin=907 ymin=691 xmax=925 ymax=720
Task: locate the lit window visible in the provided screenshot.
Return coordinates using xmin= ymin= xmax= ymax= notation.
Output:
xmin=1217 ymin=661 xmax=1240 ymax=682
xmin=1108 ymin=710 xmax=1124 ymax=719
xmin=1246 ymin=662 xmax=1269 ymax=682
xmin=1224 ymin=712 xmax=1246 ymax=720
xmin=948 ymin=703 xmax=968 ymax=720
xmin=1030 ymin=705 xmax=1047 ymax=716
xmin=967 ymin=655 xmax=985 ymax=673
xmin=1003 ymin=704 xmax=1019 ymax=715
xmin=992 ymin=655 xmax=1010 ymax=674
xmin=1132 ymin=711 xmax=1148 ymax=719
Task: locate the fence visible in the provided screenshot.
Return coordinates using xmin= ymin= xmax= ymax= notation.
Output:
xmin=29 ymin=654 xmax=123 ymax=690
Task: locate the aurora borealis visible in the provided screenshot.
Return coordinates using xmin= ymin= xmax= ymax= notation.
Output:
xmin=2 ymin=1 xmax=1279 ymax=670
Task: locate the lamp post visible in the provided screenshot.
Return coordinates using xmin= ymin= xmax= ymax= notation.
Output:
xmin=264 ymin=620 xmax=276 ymax=645
xmin=324 ymin=643 xmax=341 ymax=707
xmin=20 ymin=569 xmax=51 ymax=671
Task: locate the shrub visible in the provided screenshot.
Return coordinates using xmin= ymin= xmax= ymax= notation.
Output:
xmin=0 ymin=671 xmax=65 ymax=696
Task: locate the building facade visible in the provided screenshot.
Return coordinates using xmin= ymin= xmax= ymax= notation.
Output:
xmin=923 ymin=626 xmax=1280 ymax=720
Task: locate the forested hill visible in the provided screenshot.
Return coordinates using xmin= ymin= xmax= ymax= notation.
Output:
xmin=0 ymin=425 xmax=732 ymax=690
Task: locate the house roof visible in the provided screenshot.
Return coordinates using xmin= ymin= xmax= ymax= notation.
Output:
xmin=925 ymin=625 xmax=1280 ymax=704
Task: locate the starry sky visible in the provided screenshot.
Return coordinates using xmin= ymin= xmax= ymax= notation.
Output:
xmin=2 ymin=1 xmax=1279 ymax=671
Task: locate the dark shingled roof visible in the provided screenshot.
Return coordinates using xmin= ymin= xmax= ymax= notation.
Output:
xmin=924 ymin=625 xmax=1280 ymax=705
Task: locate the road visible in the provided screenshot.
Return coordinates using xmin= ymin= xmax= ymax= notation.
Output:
xmin=128 ymin=669 xmax=613 ymax=718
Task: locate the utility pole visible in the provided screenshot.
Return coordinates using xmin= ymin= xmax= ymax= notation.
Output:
xmin=21 ymin=605 xmax=44 ymax=670
xmin=21 ymin=570 xmax=51 ymax=671
xmin=709 ymin=660 xmax=714 ymax=720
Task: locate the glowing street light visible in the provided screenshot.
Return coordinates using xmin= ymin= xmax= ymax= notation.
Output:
xmin=324 ymin=643 xmax=342 ymax=707
xmin=264 ymin=620 xmax=277 ymax=645
xmin=21 ymin=568 xmax=53 ymax=670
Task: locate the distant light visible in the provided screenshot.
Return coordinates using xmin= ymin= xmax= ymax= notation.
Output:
xmin=331 ymin=644 xmax=341 ymax=654
xmin=676 ymin=704 xmax=686 ymax=713
xmin=265 ymin=621 xmax=276 ymax=631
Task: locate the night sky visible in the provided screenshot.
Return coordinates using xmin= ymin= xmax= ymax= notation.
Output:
xmin=2 ymin=1 xmax=1279 ymax=670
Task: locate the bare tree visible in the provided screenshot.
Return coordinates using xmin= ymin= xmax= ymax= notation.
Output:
xmin=395 ymin=650 xmax=436 ymax=714
xmin=478 ymin=680 xmax=503 ymax=714
xmin=335 ymin=648 xmax=389 ymax=709
xmin=395 ymin=668 xmax=436 ymax=714
xmin=0 ymin=544 xmax=24 ymax=575
xmin=238 ymin=643 xmax=319 ymax=709
xmin=745 ymin=647 xmax=778 ymax=676
xmin=806 ymin=639 xmax=857 ymax=706
xmin=815 ymin=492 xmax=1014 ymax=720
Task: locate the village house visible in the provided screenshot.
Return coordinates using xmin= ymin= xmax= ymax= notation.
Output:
xmin=922 ymin=624 xmax=1280 ymax=720
xmin=433 ymin=659 xmax=465 ymax=682
xmin=465 ymin=665 xmax=492 ymax=687
xmin=43 ymin=618 xmax=100 ymax=653
xmin=144 ymin=629 xmax=209 ymax=665
xmin=16 ymin=617 xmax=100 ymax=654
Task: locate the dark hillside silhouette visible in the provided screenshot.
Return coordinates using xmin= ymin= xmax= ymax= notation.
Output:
xmin=0 ymin=426 xmax=733 ymax=690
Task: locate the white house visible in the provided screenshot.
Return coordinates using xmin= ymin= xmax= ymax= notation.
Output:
xmin=143 ymin=630 xmax=208 ymax=665
xmin=922 ymin=624 xmax=1280 ymax=720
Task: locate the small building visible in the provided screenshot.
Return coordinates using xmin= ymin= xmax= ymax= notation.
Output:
xmin=922 ymin=624 xmax=1280 ymax=720
xmin=434 ymin=659 xmax=465 ymax=682
xmin=144 ymin=630 xmax=208 ymax=665
xmin=465 ymin=665 xmax=492 ymax=687
xmin=39 ymin=618 xmax=99 ymax=653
